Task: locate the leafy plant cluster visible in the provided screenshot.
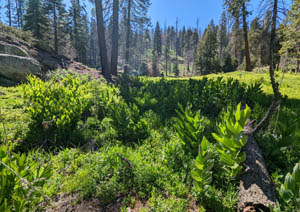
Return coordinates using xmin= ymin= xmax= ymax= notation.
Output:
xmin=174 ymin=103 xmax=250 ymax=199
xmin=23 ymin=75 xmax=91 ymax=146
xmin=212 ymin=103 xmax=250 ymax=178
xmin=118 ymin=76 xmax=264 ymax=121
xmin=279 ymin=162 xmax=300 ymax=210
xmin=0 ymin=145 xmax=52 ymax=211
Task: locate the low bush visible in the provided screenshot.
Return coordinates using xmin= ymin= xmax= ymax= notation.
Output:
xmin=23 ymin=74 xmax=91 ymax=147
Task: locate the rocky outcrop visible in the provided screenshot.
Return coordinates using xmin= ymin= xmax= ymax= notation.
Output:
xmin=0 ymin=25 xmax=98 ymax=84
xmin=0 ymin=38 xmax=65 ymax=83
xmin=0 ymin=54 xmax=41 ymax=82
xmin=0 ymin=41 xmax=28 ymax=57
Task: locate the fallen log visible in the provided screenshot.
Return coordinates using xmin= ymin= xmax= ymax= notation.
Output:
xmin=238 ymin=126 xmax=277 ymax=212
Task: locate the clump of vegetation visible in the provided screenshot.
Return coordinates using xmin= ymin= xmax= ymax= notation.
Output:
xmin=23 ymin=75 xmax=91 ymax=147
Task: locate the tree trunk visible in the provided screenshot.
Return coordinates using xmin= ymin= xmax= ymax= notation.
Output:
xmin=165 ymin=49 xmax=168 ymax=76
xmin=239 ymin=127 xmax=277 ymax=211
xmin=8 ymin=0 xmax=12 ymax=27
xmin=110 ymin=0 xmax=119 ymax=76
xmin=95 ymin=0 xmax=110 ymax=78
xmin=15 ymin=0 xmax=19 ymax=28
xmin=54 ymin=3 xmax=58 ymax=54
xmin=269 ymin=0 xmax=281 ymax=99
xmin=242 ymin=2 xmax=252 ymax=71
xmin=124 ymin=0 xmax=131 ymax=74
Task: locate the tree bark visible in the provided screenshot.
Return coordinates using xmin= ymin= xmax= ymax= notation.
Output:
xmin=110 ymin=0 xmax=119 ymax=76
xmin=242 ymin=2 xmax=252 ymax=71
xmin=165 ymin=48 xmax=168 ymax=76
xmin=239 ymin=126 xmax=277 ymax=211
xmin=53 ymin=3 xmax=58 ymax=54
xmin=124 ymin=0 xmax=131 ymax=74
xmin=8 ymin=0 xmax=12 ymax=27
xmin=269 ymin=0 xmax=281 ymax=99
xmin=95 ymin=0 xmax=110 ymax=78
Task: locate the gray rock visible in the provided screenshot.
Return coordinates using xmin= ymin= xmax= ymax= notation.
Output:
xmin=0 ymin=54 xmax=41 ymax=82
xmin=0 ymin=41 xmax=28 ymax=57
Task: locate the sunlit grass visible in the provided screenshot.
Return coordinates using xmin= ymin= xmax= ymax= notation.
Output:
xmin=176 ymin=70 xmax=300 ymax=100
xmin=0 ymin=85 xmax=29 ymax=141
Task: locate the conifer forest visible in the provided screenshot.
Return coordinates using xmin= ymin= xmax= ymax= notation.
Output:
xmin=0 ymin=0 xmax=299 ymax=211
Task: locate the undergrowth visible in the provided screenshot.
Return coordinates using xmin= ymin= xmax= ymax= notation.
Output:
xmin=0 ymin=70 xmax=299 ymax=211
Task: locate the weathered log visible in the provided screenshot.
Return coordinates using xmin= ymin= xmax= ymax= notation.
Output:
xmin=238 ymin=128 xmax=277 ymax=212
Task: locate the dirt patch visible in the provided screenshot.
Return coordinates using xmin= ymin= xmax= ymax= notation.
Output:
xmin=46 ymin=193 xmax=122 ymax=212
xmin=68 ymin=62 xmax=103 ymax=79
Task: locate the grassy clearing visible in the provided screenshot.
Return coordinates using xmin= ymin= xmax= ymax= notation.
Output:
xmin=0 ymin=85 xmax=29 ymax=141
xmin=187 ymin=70 xmax=300 ymax=100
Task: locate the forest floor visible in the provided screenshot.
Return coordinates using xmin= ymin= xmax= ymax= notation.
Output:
xmin=1 ymin=70 xmax=299 ymax=211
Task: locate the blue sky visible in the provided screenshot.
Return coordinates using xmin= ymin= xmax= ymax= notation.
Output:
xmin=0 ymin=0 xmax=264 ymax=30
xmin=148 ymin=0 xmax=262 ymax=29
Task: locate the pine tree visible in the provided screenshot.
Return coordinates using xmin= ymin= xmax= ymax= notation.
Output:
xmin=218 ymin=11 xmax=229 ymax=64
xmin=228 ymin=17 xmax=244 ymax=65
xmin=69 ymin=0 xmax=88 ymax=64
xmin=153 ymin=22 xmax=162 ymax=57
xmin=164 ymin=26 xmax=171 ymax=76
xmin=14 ymin=0 xmax=25 ymax=28
xmin=249 ymin=17 xmax=262 ymax=66
xmin=195 ymin=21 xmax=220 ymax=75
xmin=5 ymin=0 xmax=13 ymax=26
xmin=110 ymin=0 xmax=119 ymax=76
xmin=152 ymin=21 xmax=162 ymax=76
xmin=224 ymin=0 xmax=252 ymax=71
xmin=23 ymin=0 xmax=50 ymax=40
xmin=88 ymin=17 xmax=99 ymax=68
xmin=44 ymin=0 xmax=67 ymax=53
xmin=123 ymin=0 xmax=151 ymax=74
xmin=183 ymin=28 xmax=193 ymax=73
xmin=279 ymin=0 xmax=300 ymax=72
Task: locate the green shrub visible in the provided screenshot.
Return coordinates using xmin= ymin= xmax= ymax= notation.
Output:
xmin=192 ymin=137 xmax=214 ymax=193
xmin=109 ymin=101 xmax=150 ymax=143
xmin=279 ymin=162 xmax=300 ymax=210
xmin=212 ymin=103 xmax=251 ymax=179
xmin=0 ymin=145 xmax=52 ymax=211
xmin=174 ymin=104 xmax=209 ymax=157
xmin=23 ymin=74 xmax=91 ymax=146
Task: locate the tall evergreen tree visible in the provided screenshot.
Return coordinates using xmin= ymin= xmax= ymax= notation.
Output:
xmin=249 ymin=17 xmax=262 ymax=66
xmin=23 ymin=0 xmax=50 ymax=40
xmin=152 ymin=21 xmax=162 ymax=76
xmin=183 ymin=28 xmax=193 ymax=73
xmin=195 ymin=21 xmax=220 ymax=75
xmin=164 ymin=26 xmax=171 ymax=76
xmin=123 ymin=0 xmax=151 ymax=74
xmin=14 ymin=0 xmax=25 ymax=28
xmin=153 ymin=21 xmax=162 ymax=57
xmin=69 ymin=0 xmax=88 ymax=64
xmin=279 ymin=0 xmax=300 ymax=72
xmin=44 ymin=0 xmax=67 ymax=53
xmin=110 ymin=0 xmax=119 ymax=76
xmin=218 ymin=11 xmax=229 ymax=64
xmin=224 ymin=0 xmax=252 ymax=71
xmin=5 ymin=0 xmax=13 ymax=26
